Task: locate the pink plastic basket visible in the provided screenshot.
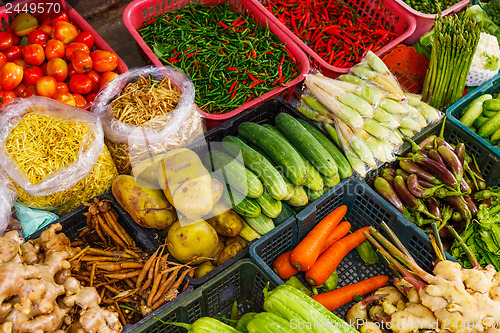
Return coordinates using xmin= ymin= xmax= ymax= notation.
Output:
xmin=0 ymin=0 xmax=128 ymax=110
xmin=393 ymin=0 xmax=469 ymax=44
xmin=123 ymin=0 xmax=309 ymax=129
xmin=250 ymin=0 xmax=416 ymax=78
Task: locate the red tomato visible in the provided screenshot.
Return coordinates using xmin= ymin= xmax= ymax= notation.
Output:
xmin=72 ymin=93 xmax=87 ymax=108
xmin=53 ymin=21 xmax=78 ymax=44
xmin=86 ymin=92 xmax=97 ymax=104
xmin=56 ymin=81 xmax=69 ymax=93
xmin=35 ymin=76 xmax=57 ymax=97
xmin=12 ymin=58 xmax=27 ymax=70
xmin=74 ymin=31 xmax=94 ymax=50
xmin=39 ymin=24 xmax=53 ymax=36
xmin=67 ymin=63 xmax=76 ymax=77
xmin=0 ymin=32 xmax=14 ymax=51
xmin=69 ymin=74 xmax=92 ymax=95
xmin=0 ymin=52 xmax=6 ymax=68
xmin=86 ymin=69 xmax=100 ymax=84
xmin=72 ymin=50 xmax=93 ymax=74
xmin=14 ymin=83 xmax=26 ymax=96
xmin=46 ymin=58 xmax=68 ymax=82
xmin=22 ymin=44 xmax=45 ymax=66
xmin=11 ymin=34 xmax=20 ymax=46
xmin=45 ymin=39 xmax=65 ymax=60
xmin=54 ymin=92 xmax=76 ymax=106
xmin=23 ymin=66 xmax=43 ymax=86
xmin=65 ymin=42 xmax=89 ymax=62
xmin=21 ymin=85 xmax=36 ymax=98
xmin=0 ymin=90 xmax=17 ymax=107
xmin=98 ymin=71 xmax=118 ymax=90
xmin=33 ymin=40 xmax=47 ymax=49
xmin=3 ymin=46 xmax=21 ymax=62
xmin=40 ymin=10 xmax=68 ymax=25
xmin=0 ymin=62 xmax=23 ymax=90
xmin=27 ymin=30 xmax=50 ymax=44
xmin=40 ymin=62 xmax=48 ymax=75
xmin=91 ymin=80 xmax=99 ymax=93
xmin=91 ymin=50 xmax=118 ymax=73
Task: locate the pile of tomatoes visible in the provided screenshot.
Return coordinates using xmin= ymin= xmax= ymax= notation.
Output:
xmin=0 ymin=10 xmax=120 ymax=108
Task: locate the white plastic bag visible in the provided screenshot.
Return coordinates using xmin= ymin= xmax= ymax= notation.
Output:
xmin=92 ymin=66 xmax=204 ymax=175
xmin=0 ymin=169 xmax=17 ymax=236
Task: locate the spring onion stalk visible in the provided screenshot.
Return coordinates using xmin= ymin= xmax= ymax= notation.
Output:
xmin=422 ymin=14 xmax=480 ymax=110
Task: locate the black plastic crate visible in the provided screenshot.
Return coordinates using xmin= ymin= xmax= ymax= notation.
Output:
xmin=129 ymin=259 xmax=278 ymax=333
xmin=250 ymin=179 xmax=448 ymax=318
xmin=28 ymin=193 xmax=193 ymax=333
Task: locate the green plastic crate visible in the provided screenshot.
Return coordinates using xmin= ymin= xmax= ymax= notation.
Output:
xmin=130 ymin=259 xmax=278 ymax=333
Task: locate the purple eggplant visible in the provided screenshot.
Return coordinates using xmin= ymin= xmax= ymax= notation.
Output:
xmin=454 ymin=142 xmax=466 ymax=167
xmin=418 ymin=135 xmax=437 ymax=149
xmin=406 ymin=174 xmax=444 ymax=198
xmin=419 ymin=179 xmax=434 ymax=188
xmin=460 ymin=178 xmax=472 ymax=195
xmin=425 ymin=197 xmax=441 ymax=219
xmin=463 ymin=195 xmax=478 ymax=217
xmin=381 ymin=168 xmax=396 ymax=183
xmin=394 ymin=175 xmax=439 ymax=219
xmin=438 ymin=145 xmax=463 ymax=184
xmin=374 ymin=177 xmax=405 ymax=214
xmin=443 ymin=195 xmax=472 ymax=222
xmin=429 ymin=149 xmax=445 ymax=166
xmin=434 ymin=137 xmax=454 ymax=150
xmin=399 ymin=159 xmax=442 ymax=185
xmin=411 ymin=154 xmax=458 ymax=188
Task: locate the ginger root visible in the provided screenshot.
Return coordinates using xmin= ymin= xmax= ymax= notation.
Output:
xmin=0 ymin=224 xmax=122 ymax=333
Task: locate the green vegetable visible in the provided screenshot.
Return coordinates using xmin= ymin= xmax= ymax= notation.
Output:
xmin=244 ymin=214 xmax=275 ymax=235
xmin=319 ymin=270 xmax=338 ymax=292
xmin=285 ymin=276 xmax=313 ymax=296
xmin=478 ymin=111 xmax=500 ymax=138
xmin=219 ymin=180 xmax=261 ymax=218
xmin=474 ymin=116 xmax=490 ymax=128
xmin=230 ymin=300 xmax=239 ymax=323
xmin=236 ymin=313 xmax=256 ymax=333
xmin=158 ymin=317 xmax=241 ymax=332
xmin=247 ymin=312 xmax=295 ymax=333
xmin=307 ymin=186 xmax=327 ymax=202
xmin=256 ymin=188 xmax=283 ymax=219
xmin=239 ymin=221 xmax=261 ymax=242
xmin=222 ymin=136 xmax=288 ymax=201
xmin=273 ymin=202 xmax=294 ymax=226
xmin=238 ymin=122 xmax=307 ymax=186
xmin=285 ymin=184 xmax=309 ymax=207
xmin=355 ymin=239 xmax=379 ymax=265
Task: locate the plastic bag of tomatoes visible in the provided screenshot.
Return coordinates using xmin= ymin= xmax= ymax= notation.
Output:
xmin=0 ymin=8 xmax=122 ymax=109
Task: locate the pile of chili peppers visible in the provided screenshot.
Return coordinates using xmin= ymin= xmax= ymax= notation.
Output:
xmin=263 ymin=0 xmax=398 ymax=68
xmin=139 ymin=4 xmax=298 ymax=114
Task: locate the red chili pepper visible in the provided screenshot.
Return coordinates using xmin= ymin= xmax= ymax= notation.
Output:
xmin=248 ymin=72 xmax=258 ymax=81
xmin=194 ymin=60 xmax=198 ymax=70
xmin=220 ymin=49 xmax=227 ymax=56
xmin=244 ymin=94 xmax=254 ymax=103
xmin=225 ymin=67 xmax=239 ymax=71
xmin=279 ymin=76 xmax=284 ymax=86
xmin=229 ymin=80 xmax=238 ymax=93
xmin=249 ymin=80 xmax=265 ymax=88
xmin=251 ymin=49 xmax=257 ymax=58
xmin=186 ymin=50 xmax=200 ymax=59
xmin=218 ymin=21 xmax=230 ymax=29
xmin=230 ymin=88 xmax=237 ymax=99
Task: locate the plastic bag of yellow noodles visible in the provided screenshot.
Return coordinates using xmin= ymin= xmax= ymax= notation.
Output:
xmin=0 ymin=97 xmax=118 ymax=216
xmin=91 ymin=66 xmax=204 ymax=175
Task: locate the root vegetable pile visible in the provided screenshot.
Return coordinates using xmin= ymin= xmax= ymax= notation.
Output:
xmin=0 ymin=224 xmax=122 ymax=333
xmin=71 ymin=198 xmax=191 ymax=325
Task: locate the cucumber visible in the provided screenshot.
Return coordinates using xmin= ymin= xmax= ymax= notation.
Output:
xmin=460 ymin=101 xmax=490 ymax=128
xmin=286 ymin=185 xmax=308 ymax=207
xmin=461 ymin=94 xmax=492 ymax=116
xmin=491 ymin=127 xmax=500 ymax=142
xmin=478 ymin=111 xmax=500 ymax=139
xmin=307 ymin=186 xmax=327 ymax=201
xmin=283 ymin=178 xmax=294 ymax=201
xmin=273 ymin=202 xmax=294 ymax=226
xmin=238 ymin=122 xmax=307 ymax=186
xmin=483 ymin=109 xmax=499 ymax=118
xmin=483 ymin=98 xmax=500 ymax=111
xmin=208 ymin=150 xmax=263 ymax=199
xmin=244 ymin=214 xmax=275 ymax=235
xmin=474 ymin=116 xmax=489 ymax=128
xmin=218 ymin=179 xmax=261 ymax=217
xmin=256 ymin=188 xmax=282 ymax=218
xmin=322 ymin=173 xmax=340 ymax=188
xmin=275 ymin=113 xmax=338 ymax=178
xmin=222 ymin=136 xmax=288 ymax=201
xmin=296 ymin=118 xmax=352 ymax=179
xmin=262 ymin=124 xmax=324 ymax=191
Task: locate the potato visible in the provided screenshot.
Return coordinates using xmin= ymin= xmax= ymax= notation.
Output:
xmin=131 ymin=153 xmax=170 ymax=188
xmin=217 ymin=242 xmax=245 ymax=266
xmin=158 ymin=149 xmax=214 ymax=220
xmin=225 ymin=236 xmax=248 ymax=248
xmin=167 ymin=220 xmax=218 ymax=264
xmin=112 ymin=175 xmax=177 ymax=229
xmin=206 ymin=203 xmax=243 ymax=237
xmin=210 ymin=238 xmax=225 ymax=263
xmin=194 ymin=261 xmax=215 ymax=279
xmin=211 ymin=179 xmax=223 ymax=206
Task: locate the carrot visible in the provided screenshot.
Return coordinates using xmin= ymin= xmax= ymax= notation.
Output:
xmin=290 ymin=205 xmax=347 ymax=271
xmin=312 ymin=275 xmax=390 ymax=311
xmin=273 ymin=250 xmax=299 ymax=280
xmin=320 ymin=221 xmax=351 ymax=254
xmin=306 ymin=226 xmax=370 ymax=286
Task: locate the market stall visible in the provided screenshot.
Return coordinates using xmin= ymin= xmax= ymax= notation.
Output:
xmin=1 ymin=0 xmax=500 ymax=332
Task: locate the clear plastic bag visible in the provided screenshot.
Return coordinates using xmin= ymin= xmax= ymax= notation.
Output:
xmin=0 ymin=169 xmax=18 ymax=236
xmin=92 ymin=66 xmax=204 ymax=175
xmin=0 ymin=97 xmax=118 ymax=215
